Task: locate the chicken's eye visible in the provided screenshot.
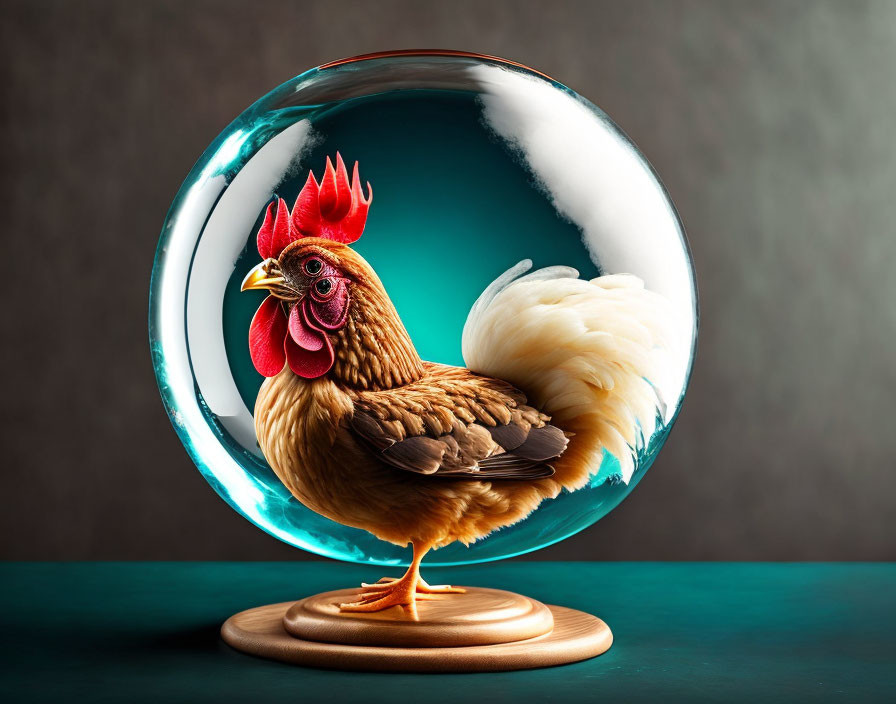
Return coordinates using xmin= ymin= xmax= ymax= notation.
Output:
xmin=314 ymin=278 xmax=333 ymax=296
xmin=304 ymin=258 xmax=323 ymax=276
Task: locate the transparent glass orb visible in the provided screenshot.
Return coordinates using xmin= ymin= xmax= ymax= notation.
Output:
xmin=149 ymin=51 xmax=697 ymax=566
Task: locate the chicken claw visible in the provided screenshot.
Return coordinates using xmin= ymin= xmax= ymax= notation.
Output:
xmin=339 ymin=542 xmax=465 ymax=618
xmin=340 ymin=571 xmax=424 ymax=617
xmin=361 ymin=576 xmax=466 ymax=594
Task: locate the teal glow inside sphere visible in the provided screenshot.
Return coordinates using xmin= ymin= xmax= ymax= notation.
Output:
xmin=149 ymin=52 xmax=697 ymax=566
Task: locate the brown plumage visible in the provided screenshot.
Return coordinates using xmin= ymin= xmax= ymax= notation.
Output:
xmin=253 ymin=240 xmax=569 ymax=552
xmin=244 ymin=157 xmax=672 ymax=614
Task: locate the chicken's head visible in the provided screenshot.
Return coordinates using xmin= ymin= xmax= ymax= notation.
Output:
xmin=241 ymin=153 xmax=372 ymax=379
xmin=241 ymin=154 xmax=421 ymax=388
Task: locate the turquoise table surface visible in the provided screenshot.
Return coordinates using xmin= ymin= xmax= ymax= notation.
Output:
xmin=0 ymin=562 xmax=893 ymax=703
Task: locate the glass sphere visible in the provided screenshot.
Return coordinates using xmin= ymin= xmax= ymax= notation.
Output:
xmin=149 ymin=51 xmax=697 ymax=566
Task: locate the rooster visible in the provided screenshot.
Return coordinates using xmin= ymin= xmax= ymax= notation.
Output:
xmin=242 ymin=154 xmax=672 ymax=616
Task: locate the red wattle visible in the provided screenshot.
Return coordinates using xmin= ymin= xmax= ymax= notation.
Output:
xmin=284 ymin=335 xmax=334 ymax=379
xmin=288 ymin=302 xmax=325 ymax=352
xmin=284 ymin=301 xmax=335 ymax=379
xmin=248 ymin=296 xmax=287 ymax=377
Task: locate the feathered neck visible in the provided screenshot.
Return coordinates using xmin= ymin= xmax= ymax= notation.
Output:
xmin=330 ymin=262 xmax=424 ymax=391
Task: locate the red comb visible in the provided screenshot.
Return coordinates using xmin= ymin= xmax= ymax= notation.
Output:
xmin=256 ymin=153 xmax=372 ymax=259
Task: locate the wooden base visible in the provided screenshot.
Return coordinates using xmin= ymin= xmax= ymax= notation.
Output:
xmin=221 ymin=587 xmax=612 ymax=673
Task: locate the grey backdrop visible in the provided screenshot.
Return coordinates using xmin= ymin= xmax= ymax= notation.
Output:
xmin=1 ymin=0 xmax=893 ymax=561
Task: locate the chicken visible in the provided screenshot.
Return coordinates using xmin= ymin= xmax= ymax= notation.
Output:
xmin=242 ymin=154 xmax=673 ymax=615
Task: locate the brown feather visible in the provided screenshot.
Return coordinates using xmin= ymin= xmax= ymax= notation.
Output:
xmin=252 ymin=243 xmax=577 ymax=549
xmin=347 ymin=363 xmax=564 ymax=482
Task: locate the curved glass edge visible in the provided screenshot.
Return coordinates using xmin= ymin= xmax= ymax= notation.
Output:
xmin=148 ymin=51 xmax=699 ymax=566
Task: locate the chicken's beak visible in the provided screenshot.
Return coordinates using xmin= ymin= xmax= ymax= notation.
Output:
xmin=241 ymin=259 xmax=284 ymax=292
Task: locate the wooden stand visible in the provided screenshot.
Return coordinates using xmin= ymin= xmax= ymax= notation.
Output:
xmin=221 ymin=587 xmax=612 ymax=672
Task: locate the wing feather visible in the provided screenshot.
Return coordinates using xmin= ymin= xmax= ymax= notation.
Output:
xmin=347 ymin=363 xmax=566 ymax=481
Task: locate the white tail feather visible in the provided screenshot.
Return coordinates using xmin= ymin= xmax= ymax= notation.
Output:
xmin=462 ymin=262 xmax=675 ymax=485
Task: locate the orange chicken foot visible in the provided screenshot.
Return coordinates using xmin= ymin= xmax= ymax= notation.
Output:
xmin=339 ymin=542 xmax=465 ymax=618
xmin=361 ymin=576 xmax=467 ymax=594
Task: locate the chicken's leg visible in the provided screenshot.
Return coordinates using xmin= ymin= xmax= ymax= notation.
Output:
xmin=339 ymin=541 xmax=465 ymax=618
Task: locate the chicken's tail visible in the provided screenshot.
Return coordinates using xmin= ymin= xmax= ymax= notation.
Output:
xmin=462 ymin=260 xmax=676 ymax=490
